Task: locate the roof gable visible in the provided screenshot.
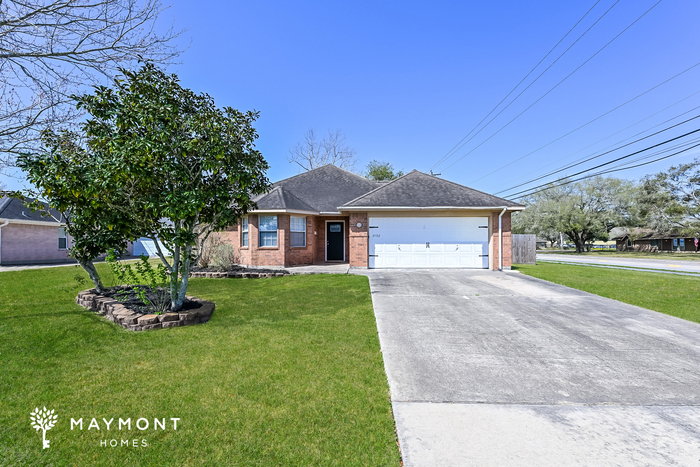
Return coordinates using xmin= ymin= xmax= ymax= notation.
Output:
xmin=340 ymin=170 xmax=523 ymax=209
xmin=252 ymin=186 xmax=318 ymax=212
xmin=270 ymin=165 xmax=379 ymax=213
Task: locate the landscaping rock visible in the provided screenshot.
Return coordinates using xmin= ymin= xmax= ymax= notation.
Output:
xmin=137 ymin=314 xmax=159 ymax=325
xmin=159 ymin=313 xmax=179 ymax=323
xmin=75 ymin=289 xmax=215 ymax=332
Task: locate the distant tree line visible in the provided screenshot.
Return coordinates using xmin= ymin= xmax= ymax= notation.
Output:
xmin=512 ymin=159 xmax=700 ymax=253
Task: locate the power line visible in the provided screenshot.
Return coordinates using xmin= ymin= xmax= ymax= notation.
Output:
xmin=429 ymin=0 xmax=605 ymax=171
xmin=496 ymin=110 xmax=700 ymax=195
xmin=506 ymin=126 xmax=700 ymax=198
xmin=440 ymin=0 xmax=664 ymax=175
xmin=515 ymin=142 xmax=700 ymax=199
xmin=494 ymin=90 xmax=700 ymax=193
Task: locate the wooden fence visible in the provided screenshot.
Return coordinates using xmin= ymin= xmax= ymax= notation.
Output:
xmin=511 ymin=234 xmax=536 ymax=264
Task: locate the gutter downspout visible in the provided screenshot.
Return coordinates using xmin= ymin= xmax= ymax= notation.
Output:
xmin=0 ymin=219 xmax=9 ymax=265
xmin=498 ymin=207 xmax=507 ymax=271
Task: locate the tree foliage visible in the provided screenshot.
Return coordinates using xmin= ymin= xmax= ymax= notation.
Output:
xmin=363 ymin=160 xmax=404 ymax=181
xmin=514 ymin=177 xmax=636 ymax=253
xmin=18 ymin=130 xmax=141 ymax=292
xmin=288 ymin=129 xmax=357 ymax=171
xmin=636 ymin=157 xmax=700 ymax=236
xmin=20 ymin=64 xmax=270 ymax=311
xmin=0 ymin=0 xmax=182 ymax=168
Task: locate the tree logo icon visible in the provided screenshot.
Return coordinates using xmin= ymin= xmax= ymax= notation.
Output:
xmin=30 ymin=407 xmax=57 ymax=449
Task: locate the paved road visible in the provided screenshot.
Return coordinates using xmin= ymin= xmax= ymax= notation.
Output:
xmin=361 ymin=269 xmax=700 ymax=466
xmin=537 ymin=253 xmax=700 ymax=274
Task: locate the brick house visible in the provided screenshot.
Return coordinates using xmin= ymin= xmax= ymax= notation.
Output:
xmin=222 ymin=165 xmax=524 ymax=270
xmin=0 ymin=196 xmax=135 ymax=265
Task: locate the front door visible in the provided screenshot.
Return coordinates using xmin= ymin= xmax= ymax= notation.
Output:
xmin=326 ymin=222 xmax=344 ymax=261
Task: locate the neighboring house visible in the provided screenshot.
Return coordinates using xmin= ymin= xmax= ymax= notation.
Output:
xmin=0 ymin=196 xmax=134 ymax=265
xmin=222 ymin=165 xmax=524 ymax=270
xmin=535 ymin=238 xmax=549 ymax=249
xmin=612 ymin=229 xmax=699 ymax=252
xmin=0 ymin=196 xmax=72 ymax=265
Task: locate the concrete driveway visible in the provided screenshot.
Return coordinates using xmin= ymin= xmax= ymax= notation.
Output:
xmin=361 ymin=269 xmax=700 ymax=466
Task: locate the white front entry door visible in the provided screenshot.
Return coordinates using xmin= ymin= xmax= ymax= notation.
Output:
xmin=368 ymin=217 xmax=489 ymax=269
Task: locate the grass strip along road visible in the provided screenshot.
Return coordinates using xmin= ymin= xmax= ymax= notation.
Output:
xmin=514 ymin=262 xmax=700 ymax=324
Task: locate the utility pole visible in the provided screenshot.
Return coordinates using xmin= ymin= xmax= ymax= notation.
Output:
xmin=560 ymin=232 xmax=564 ymax=250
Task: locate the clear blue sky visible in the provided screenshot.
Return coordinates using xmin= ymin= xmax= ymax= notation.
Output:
xmin=4 ymin=0 xmax=700 ymax=199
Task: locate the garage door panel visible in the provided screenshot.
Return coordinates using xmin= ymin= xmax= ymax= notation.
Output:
xmin=369 ymin=217 xmax=489 ymax=269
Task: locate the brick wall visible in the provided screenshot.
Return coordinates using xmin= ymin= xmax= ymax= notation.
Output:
xmin=490 ymin=211 xmax=512 ymax=270
xmin=1 ymin=223 xmax=72 ymax=264
xmin=286 ymin=215 xmax=316 ymax=266
xmin=249 ymin=214 xmax=286 ymax=266
xmin=348 ymin=212 xmax=368 ymax=268
xmin=314 ymin=216 xmax=350 ymax=262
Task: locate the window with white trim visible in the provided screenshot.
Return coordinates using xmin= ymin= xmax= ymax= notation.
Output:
xmin=58 ymin=227 xmax=67 ymax=249
xmin=241 ymin=216 xmax=249 ymax=247
xmin=259 ymin=216 xmax=278 ymax=247
xmin=290 ymin=216 xmax=306 ymax=247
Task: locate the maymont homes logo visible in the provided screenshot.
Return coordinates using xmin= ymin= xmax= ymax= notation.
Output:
xmin=29 ymin=406 xmax=181 ymax=449
xmin=30 ymin=407 xmax=58 ymax=449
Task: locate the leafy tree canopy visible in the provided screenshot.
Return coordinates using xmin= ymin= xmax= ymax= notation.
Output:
xmin=513 ymin=176 xmax=637 ymax=253
xmin=19 ymin=63 xmax=270 ymax=310
xmin=363 ymin=160 xmax=404 ymax=181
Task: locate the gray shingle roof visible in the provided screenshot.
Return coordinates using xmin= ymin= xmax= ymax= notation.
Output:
xmin=267 ymin=165 xmax=380 ymax=213
xmin=340 ymin=170 xmax=524 ymax=208
xmin=252 ymin=186 xmax=318 ymax=212
xmin=0 ymin=196 xmax=63 ymax=223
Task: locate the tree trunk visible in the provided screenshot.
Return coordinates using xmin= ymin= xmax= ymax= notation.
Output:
xmin=79 ymin=259 xmax=104 ymax=293
xmin=169 ymin=242 xmax=181 ymax=311
xmin=173 ymin=246 xmax=192 ymax=312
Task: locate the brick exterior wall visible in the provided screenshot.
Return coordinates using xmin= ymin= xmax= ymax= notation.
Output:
xmin=217 ymin=210 xmax=512 ymax=270
xmin=490 ymin=211 xmax=512 ymax=270
xmin=218 ymin=214 xmax=352 ymax=267
xmin=286 ymin=215 xmax=316 ymax=266
xmin=349 ymin=212 xmax=368 ymax=268
xmin=0 ymin=223 xmax=72 ymax=264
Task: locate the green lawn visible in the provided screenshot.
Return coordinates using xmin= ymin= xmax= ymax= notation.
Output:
xmin=514 ymin=262 xmax=700 ymax=324
xmin=538 ymin=249 xmax=700 ymax=261
xmin=0 ymin=265 xmax=399 ymax=466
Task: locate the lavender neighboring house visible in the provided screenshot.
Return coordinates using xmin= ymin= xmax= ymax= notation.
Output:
xmin=0 ymin=196 xmax=135 ymax=265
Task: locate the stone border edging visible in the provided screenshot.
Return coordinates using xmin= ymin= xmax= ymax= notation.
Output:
xmin=189 ymin=271 xmax=287 ymax=279
xmin=76 ymin=289 xmax=215 ymax=331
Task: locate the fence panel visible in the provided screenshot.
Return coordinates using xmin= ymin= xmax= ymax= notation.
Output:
xmin=512 ymin=234 xmax=536 ymax=264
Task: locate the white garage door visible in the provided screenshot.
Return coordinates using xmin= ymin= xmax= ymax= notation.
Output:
xmin=368 ymin=217 xmax=489 ymax=269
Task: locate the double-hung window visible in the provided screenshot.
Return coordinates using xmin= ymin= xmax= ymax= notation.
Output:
xmin=58 ymin=227 xmax=67 ymax=250
xmin=290 ymin=216 xmax=306 ymax=247
xmin=241 ymin=217 xmax=249 ymax=247
xmin=259 ymin=216 xmax=278 ymax=247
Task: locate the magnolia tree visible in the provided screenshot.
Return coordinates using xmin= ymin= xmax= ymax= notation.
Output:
xmin=19 ymin=131 xmax=142 ymax=293
xmin=20 ymin=64 xmax=270 ymax=311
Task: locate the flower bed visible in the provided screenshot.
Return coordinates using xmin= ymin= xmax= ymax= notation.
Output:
xmin=76 ymin=288 xmax=215 ymax=331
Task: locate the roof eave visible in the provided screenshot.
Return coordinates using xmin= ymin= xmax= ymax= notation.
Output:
xmin=0 ymin=218 xmax=63 ymax=226
xmin=337 ymin=205 xmax=526 ymax=212
xmin=248 ymin=209 xmax=320 ymax=215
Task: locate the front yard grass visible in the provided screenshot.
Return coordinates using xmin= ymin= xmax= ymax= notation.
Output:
xmin=0 ymin=265 xmax=399 ymax=466
xmin=514 ymin=262 xmax=700 ymax=324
